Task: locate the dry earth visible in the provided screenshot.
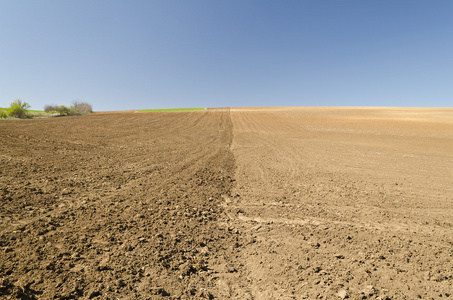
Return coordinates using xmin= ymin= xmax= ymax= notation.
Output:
xmin=1 ymin=107 xmax=453 ymax=299
xmin=226 ymin=107 xmax=453 ymax=299
xmin=0 ymin=109 xmax=243 ymax=299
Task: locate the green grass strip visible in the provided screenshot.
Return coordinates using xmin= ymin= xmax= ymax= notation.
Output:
xmin=137 ymin=107 xmax=205 ymax=112
xmin=0 ymin=108 xmax=43 ymax=112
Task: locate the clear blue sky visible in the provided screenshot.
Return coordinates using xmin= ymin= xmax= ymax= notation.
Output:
xmin=1 ymin=1 xmax=452 ymax=111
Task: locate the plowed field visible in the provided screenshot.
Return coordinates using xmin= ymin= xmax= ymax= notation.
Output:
xmin=1 ymin=107 xmax=453 ymax=299
xmin=227 ymin=107 xmax=453 ymax=299
xmin=0 ymin=109 xmax=243 ymax=299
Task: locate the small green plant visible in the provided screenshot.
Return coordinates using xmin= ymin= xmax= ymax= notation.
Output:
xmin=7 ymin=99 xmax=32 ymax=119
xmin=0 ymin=110 xmax=8 ymax=119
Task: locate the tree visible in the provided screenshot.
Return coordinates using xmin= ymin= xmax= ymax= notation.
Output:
xmin=44 ymin=104 xmax=57 ymax=113
xmin=72 ymin=101 xmax=93 ymax=115
xmin=8 ymin=99 xmax=31 ymax=119
xmin=44 ymin=101 xmax=93 ymax=116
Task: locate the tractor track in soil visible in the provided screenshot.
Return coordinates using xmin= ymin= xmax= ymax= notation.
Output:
xmin=1 ymin=107 xmax=453 ymax=299
xmin=1 ymin=109 xmax=245 ymax=299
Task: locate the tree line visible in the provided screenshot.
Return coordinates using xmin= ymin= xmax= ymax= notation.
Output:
xmin=1 ymin=99 xmax=93 ymax=119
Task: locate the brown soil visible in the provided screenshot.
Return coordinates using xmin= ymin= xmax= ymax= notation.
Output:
xmin=1 ymin=107 xmax=453 ymax=299
xmin=226 ymin=107 xmax=453 ymax=299
xmin=0 ymin=109 xmax=243 ymax=299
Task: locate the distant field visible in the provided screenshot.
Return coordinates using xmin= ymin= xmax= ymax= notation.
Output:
xmin=0 ymin=107 xmax=43 ymax=113
xmin=137 ymin=107 xmax=205 ymax=112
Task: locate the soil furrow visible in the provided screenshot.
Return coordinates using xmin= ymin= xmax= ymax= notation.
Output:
xmin=227 ymin=107 xmax=453 ymax=299
xmin=0 ymin=109 xmax=244 ymax=299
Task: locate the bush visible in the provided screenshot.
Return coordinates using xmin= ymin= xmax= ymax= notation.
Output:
xmin=8 ymin=99 xmax=31 ymax=119
xmin=44 ymin=102 xmax=93 ymax=116
xmin=73 ymin=101 xmax=93 ymax=115
xmin=56 ymin=105 xmax=72 ymax=116
xmin=0 ymin=110 xmax=8 ymax=119
xmin=44 ymin=104 xmax=57 ymax=113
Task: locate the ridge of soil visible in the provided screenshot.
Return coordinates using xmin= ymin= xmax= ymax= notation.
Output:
xmin=0 ymin=109 xmax=244 ymax=299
